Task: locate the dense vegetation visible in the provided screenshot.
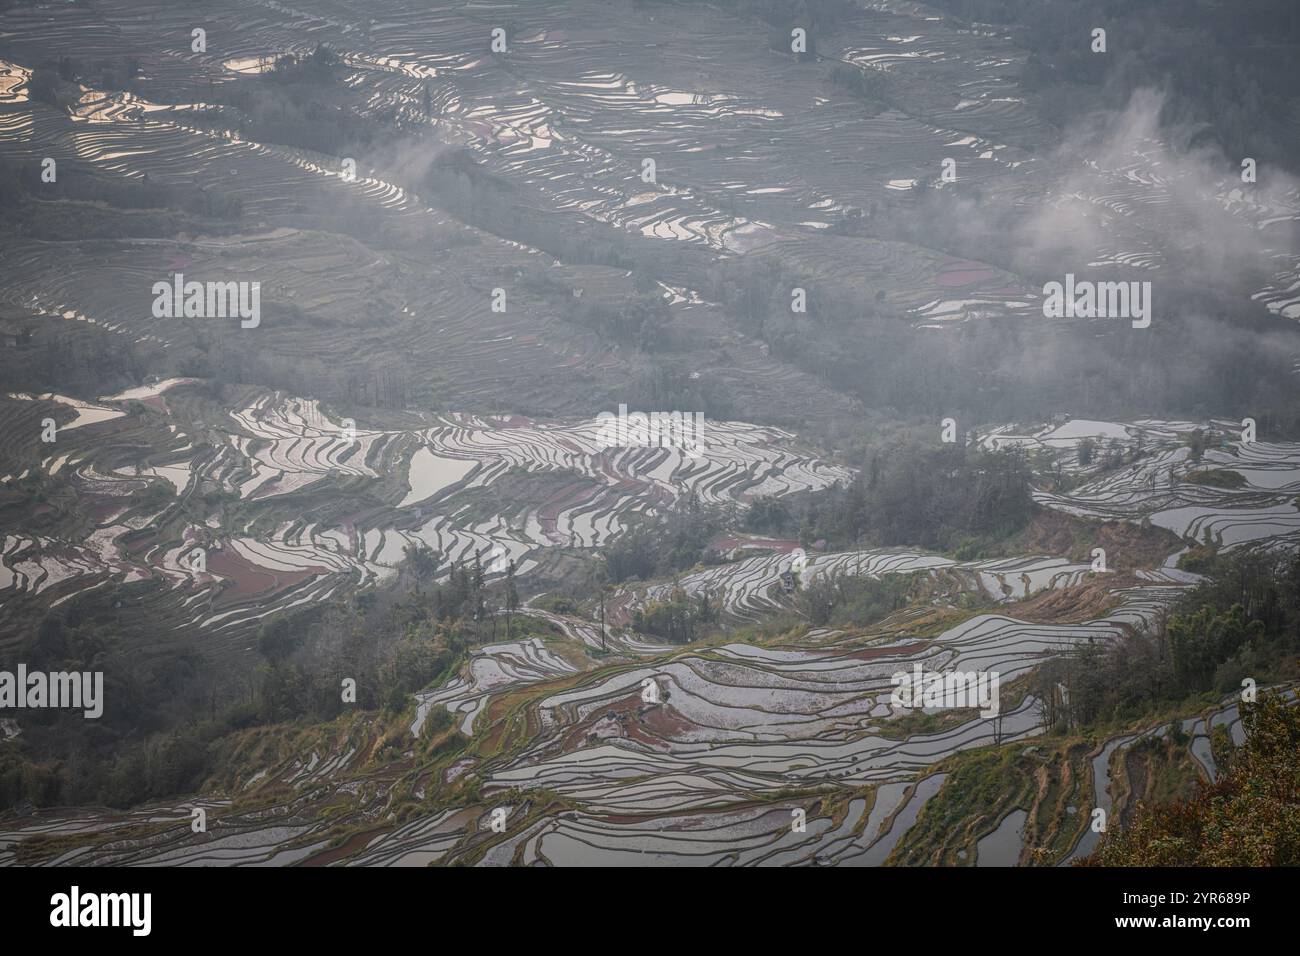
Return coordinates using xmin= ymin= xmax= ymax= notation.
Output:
xmin=0 ymin=547 xmax=532 ymax=810
xmin=746 ymin=441 xmax=1034 ymax=556
xmin=602 ymin=496 xmax=733 ymax=585
xmin=0 ymin=159 xmax=244 ymax=224
xmin=1083 ymin=691 xmax=1300 ymax=866
xmin=1031 ymin=551 xmax=1300 ymax=731
xmin=604 ymin=436 xmax=1033 ymax=642
xmin=603 ymin=437 xmax=1035 ymax=573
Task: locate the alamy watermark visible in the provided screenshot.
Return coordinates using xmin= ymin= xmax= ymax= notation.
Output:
xmin=50 ymin=886 xmax=150 ymax=936
xmin=595 ymin=404 xmax=706 ymax=458
xmin=1042 ymin=274 xmax=1150 ymax=329
xmin=151 ymin=273 xmax=260 ymax=328
xmin=890 ymin=664 xmax=1000 ymax=718
xmin=0 ymin=665 xmax=103 ymax=718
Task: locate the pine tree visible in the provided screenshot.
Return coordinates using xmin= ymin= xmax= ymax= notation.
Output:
xmin=505 ymin=559 xmax=519 ymax=639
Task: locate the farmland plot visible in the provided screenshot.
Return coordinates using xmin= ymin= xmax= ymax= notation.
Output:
xmin=0 ymin=383 xmax=849 ymax=651
xmin=1 ymin=0 xmax=1298 ymax=872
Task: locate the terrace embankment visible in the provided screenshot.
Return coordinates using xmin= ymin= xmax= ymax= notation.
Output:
xmin=1000 ymin=510 xmax=1185 ymax=571
xmin=1 ymin=0 xmax=1298 ymax=866
xmin=1 ymin=382 xmax=851 ymax=657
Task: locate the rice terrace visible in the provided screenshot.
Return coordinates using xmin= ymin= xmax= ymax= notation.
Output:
xmin=0 ymin=0 xmax=1299 ymax=903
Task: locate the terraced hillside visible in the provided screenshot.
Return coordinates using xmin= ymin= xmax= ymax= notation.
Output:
xmin=0 ymin=380 xmax=849 ymax=654
xmin=2 ymin=0 xmax=1299 ymax=869
xmin=3 ymin=410 xmax=1297 ymax=865
xmin=2 ymin=0 xmax=1298 ymax=419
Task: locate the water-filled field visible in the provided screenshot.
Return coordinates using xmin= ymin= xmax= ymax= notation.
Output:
xmin=3 ymin=409 xmax=1295 ymax=865
xmin=2 ymin=0 xmax=1298 ymax=870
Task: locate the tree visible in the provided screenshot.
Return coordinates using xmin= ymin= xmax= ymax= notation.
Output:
xmin=404 ymin=542 xmax=439 ymax=592
xmin=505 ymin=559 xmax=519 ymax=639
xmin=1168 ymin=603 xmax=1262 ymax=695
xmin=1083 ymin=693 xmax=1300 ymax=866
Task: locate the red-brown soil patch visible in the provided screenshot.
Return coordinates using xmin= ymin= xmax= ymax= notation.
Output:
xmin=207 ymin=548 xmax=323 ymax=603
